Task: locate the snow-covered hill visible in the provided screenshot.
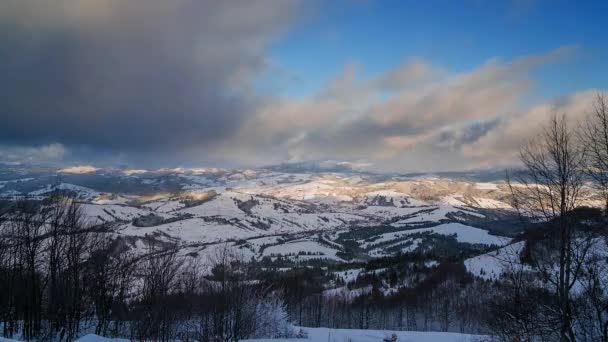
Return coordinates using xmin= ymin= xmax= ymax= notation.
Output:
xmin=0 ymin=166 xmax=560 ymax=264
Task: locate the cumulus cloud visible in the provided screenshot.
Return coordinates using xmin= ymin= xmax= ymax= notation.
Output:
xmin=461 ymin=90 xmax=601 ymax=167
xmin=59 ymin=165 xmax=99 ymax=174
xmin=122 ymin=169 xmax=148 ymax=176
xmin=0 ymin=0 xmax=300 ymax=162
xmin=219 ymin=46 xmax=585 ymax=172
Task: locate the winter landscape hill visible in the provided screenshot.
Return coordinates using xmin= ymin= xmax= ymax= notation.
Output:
xmin=1 ymin=164 xmax=606 ymax=341
xmin=0 ymin=164 xmax=541 ymax=266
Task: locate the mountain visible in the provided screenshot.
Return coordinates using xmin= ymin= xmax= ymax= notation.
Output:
xmin=1 ymin=165 xmax=605 ymax=340
xmin=3 ymin=165 xmax=573 ymax=268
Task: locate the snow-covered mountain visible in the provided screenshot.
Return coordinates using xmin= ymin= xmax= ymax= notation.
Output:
xmin=2 ymin=165 xmax=599 ymax=267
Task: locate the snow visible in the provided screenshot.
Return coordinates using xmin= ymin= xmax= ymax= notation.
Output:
xmin=29 ymin=183 xmax=100 ymax=200
xmin=74 ymin=335 xmax=129 ymax=342
xmin=92 ymin=195 xmax=132 ymax=205
xmin=394 ymin=205 xmax=484 ymax=225
xmin=179 ymin=191 xmax=250 ymax=217
xmin=142 ymin=198 xmax=185 ymax=213
xmin=263 ymin=239 xmax=342 ymax=261
xmin=10 ymin=170 xmax=528 ymax=264
xmin=0 ymin=189 xmax=22 ymax=198
xmin=244 ymin=327 xmax=486 ymax=342
xmin=464 ymin=241 xmax=527 ymax=280
xmin=440 ymin=195 xmax=510 ymax=210
xmin=410 ymin=223 xmax=509 ymax=245
xmin=366 ymin=238 xmax=423 ymax=256
xmin=246 ymin=236 xmax=284 ymax=253
xmin=81 ymin=203 xmax=159 ymax=223
xmin=475 ymin=182 xmax=499 ymax=190
xmin=120 ymin=218 xmax=257 ymax=244
xmin=6 ymin=327 xmax=484 ymax=342
xmin=470 ymin=197 xmax=511 ymax=209
xmin=323 ymin=285 xmax=372 ymax=299
xmin=441 ymin=196 xmax=470 ymax=207
xmin=360 ymin=205 xmax=426 ymax=218
xmin=363 ymin=223 xmax=509 ymax=249
xmin=142 ymin=199 xmax=184 ymax=213
xmin=424 ymin=260 xmax=439 ymax=268
xmin=249 ymin=178 xmax=353 ymax=201
xmin=0 ymin=178 xmax=34 ymax=190
xmin=334 ymin=269 xmax=363 ymax=283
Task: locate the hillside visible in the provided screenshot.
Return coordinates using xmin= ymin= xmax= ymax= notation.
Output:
xmin=0 ymin=166 xmax=537 ymax=266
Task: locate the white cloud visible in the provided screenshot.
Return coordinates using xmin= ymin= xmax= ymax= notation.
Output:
xmin=59 ymin=165 xmax=99 ymax=174
xmin=123 ymin=169 xmax=148 ymax=176
xmin=461 ymin=90 xmax=601 ymax=167
xmin=214 ymin=46 xmax=585 ymax=172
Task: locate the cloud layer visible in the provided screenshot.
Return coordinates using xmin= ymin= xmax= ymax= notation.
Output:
xmin=219 ymin=46 xmax=597 ymax=171
xmin=0 ymin=2 xmax=601 ymax=172
xmin=0 ymin=0 xmax=299 ymax=163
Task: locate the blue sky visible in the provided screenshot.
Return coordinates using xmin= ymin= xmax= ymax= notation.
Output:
xmin=270 ymin=0 xmax=608 ymax=100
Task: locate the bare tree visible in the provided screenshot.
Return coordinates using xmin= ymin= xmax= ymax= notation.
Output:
xmin=507 ymin=114 xmax=588 ymax=341
xmin=581 ymin=93 xmax=608 ymax=212
xmin=131 ymin=243 xmax=183 ymax=342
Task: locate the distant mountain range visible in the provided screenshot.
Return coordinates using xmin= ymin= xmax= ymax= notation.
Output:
xmin=0 ymin=164 xmax=601 ymax=268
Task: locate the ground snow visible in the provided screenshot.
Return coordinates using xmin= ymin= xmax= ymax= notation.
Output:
xmin=6 ymin=328 xmax=485 ymax=342
xmin=74 ymin=335 xmax=129 ymax=342
xmin=363 ymin=223 xmax=509 ymax=249
xmin=263 ymin=239 xmax=342 ymax=261
xmin=474 ymin=182 xmax=499 ymax=190
xmin=411 ymin=223 xmax=509 ymax=245
xmin=464 ymin=241 xmax=527 ymax=280
xmin=244 ymin=327 xmax=486 ymax=342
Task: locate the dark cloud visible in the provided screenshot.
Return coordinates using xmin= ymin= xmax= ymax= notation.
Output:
xmin=0 ymin=0 xmax=300 ymax=162
xmin=437 ymin=119 xmax=500 ymax=149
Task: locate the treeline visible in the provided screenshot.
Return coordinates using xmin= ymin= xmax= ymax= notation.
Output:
xmin=262 ymin=262 xmax=496 ymax=334
xmin=0 ymin=196 xmax=292 ymax=341
xmin=488 ymin=94 xmax=608 ymax=341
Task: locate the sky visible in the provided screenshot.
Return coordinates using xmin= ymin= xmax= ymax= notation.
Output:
xmin=1 ymin=0 xmax=607 ymax=172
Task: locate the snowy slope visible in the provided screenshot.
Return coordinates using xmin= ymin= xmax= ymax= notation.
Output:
xmin=81 ymin=203 xmax=161 ymax=224
xmin=244 ymin=327 xmax=486 ymax=342
xmin=464 ymin=241 xmax=527 ymax=280
xmin=409 ymin=223 xmax=510 ymax=245
xmin=35 ymin=328 xmax=486 ymax=342
xmin=262 ymin=239 xmax=342 ymax=261
xmin=29 ymin=183 xmax=100 ymax=200
xmin=362 ymin=223 xmax=509 ymax=249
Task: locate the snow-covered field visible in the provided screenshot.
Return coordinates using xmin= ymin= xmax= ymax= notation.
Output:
xmin=243 ymin=327 xmax=487 ymax=342
xmin=263 ymin=239 xmax=342 ymax=261
xmin=0 ymin=327 xmax=486 ymax=342
xmin=408 ymin=223 xmax=509 ymax=245
xmin=0 ymin=328 xmax=487 ymax=342
xmin=361 ymin=223 xmax=508 ymax=249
